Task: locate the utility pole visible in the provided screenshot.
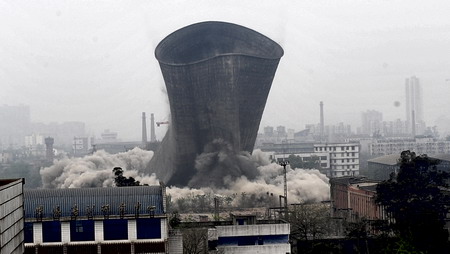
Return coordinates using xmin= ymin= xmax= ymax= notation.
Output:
xmin=279 ymin=160 xmax=289 ymax=218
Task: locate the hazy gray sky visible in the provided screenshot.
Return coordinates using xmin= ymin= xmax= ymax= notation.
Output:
xmin=1 ymin=0 xmax=450 ymax=140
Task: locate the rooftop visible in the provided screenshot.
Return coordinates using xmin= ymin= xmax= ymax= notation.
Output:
xmin=24 ymin=185 xmax=165 ymax=219
xmin=430 ymin=154 xmax=450 ymax=162
xmin=330 ymin=176 xmax=380 ymax=186
xmin=367 ymin=154 xmax=400 ymax=166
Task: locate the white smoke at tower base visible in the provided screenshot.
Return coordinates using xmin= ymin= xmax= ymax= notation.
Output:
xmin=40 ymin=148 xmax=159 ymax=188
xmin=40 ymin=148 xmax=330 ymax=203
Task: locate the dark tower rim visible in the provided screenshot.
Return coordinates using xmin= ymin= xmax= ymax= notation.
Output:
xmin=155 ymin=21 xmax=284 ymax=66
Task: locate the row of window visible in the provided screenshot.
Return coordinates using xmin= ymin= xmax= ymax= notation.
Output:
xmin=331 ymin=159 xmax=357 ymax=163
xmin=331 ymin=152 xmax=356 ymax=157
xmin=331 ymin=165 xmax=357 ymax=169
xmin=25 ymin=218 xmax=161 ymax=243
xmin=218 ymin=235 xmax=289 ymax=246
xmin=316 ymin=145 xmax=357 ymax=152
xmin=332 ymin=171 xmax=357 ymax=177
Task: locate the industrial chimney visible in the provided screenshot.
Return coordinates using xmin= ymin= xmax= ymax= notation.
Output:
xmin=142 ymin=112 xmax=147 ymax=148
xmin=45 ymin=137 xmax=54 ymax=163
xmin=146 ymin=21 xmax=284 ymax=186
xmin=150 ymin=113 xmax=156 ymax=142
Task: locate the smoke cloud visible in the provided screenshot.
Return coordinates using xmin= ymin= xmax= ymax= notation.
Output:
xmin=40 ymin=147 xmax=330 ymax=204
xmin=40 ymin=147 xmax=159 ymax=188
xmin=188 ymin=139 xmax=259 ymax=188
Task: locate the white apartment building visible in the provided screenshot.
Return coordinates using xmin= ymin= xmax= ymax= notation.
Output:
xmin=314 ymin=143 xmax=360 ymax=177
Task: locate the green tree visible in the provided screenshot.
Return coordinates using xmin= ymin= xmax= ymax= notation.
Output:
xmin=112 ymin=167 xmax=140 ymax=186
xmin=288 ymin=155 xmax=320 ymax=169
xmin=375 ymin=150 xmax=449 ymax=253
xmin=288 ymin=154 xmax=304 ymax=169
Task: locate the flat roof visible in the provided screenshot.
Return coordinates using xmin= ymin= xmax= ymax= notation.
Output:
xmin=430 ymin=154 xmax=450 ymax=162
xmin=0 ymin=178 xmax=23 ymax=190
xmin=367 ymin=154 xmax=400 ymax=166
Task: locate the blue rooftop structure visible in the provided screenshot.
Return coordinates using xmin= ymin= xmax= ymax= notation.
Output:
xmin=24 ymin=186 xmax=165 ymax=219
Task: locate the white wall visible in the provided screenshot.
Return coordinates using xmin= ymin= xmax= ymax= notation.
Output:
xmin=216 ymin=224 xmax=290 ymax=237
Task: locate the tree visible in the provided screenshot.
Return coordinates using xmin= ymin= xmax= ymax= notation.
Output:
xmin=112 ymin=167 xmax=140 ymax=186
xmin=182 ymin=228 xmax=208 ymax=254
xmin=289 ymin=203 xmax=330 ymax=241
xmin=169 ymin=212 xmax=181 ymax=229
xmin=288 ymin=155 xmax=320 ymax=169
xmin=376 ymin=150 xmax=450 ymax=253
xmin=344 ymin=219 xmax=370 ymax=254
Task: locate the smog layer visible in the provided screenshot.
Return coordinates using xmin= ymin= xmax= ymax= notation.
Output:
xmin=40 ymin=148 xmax=330 ymax=204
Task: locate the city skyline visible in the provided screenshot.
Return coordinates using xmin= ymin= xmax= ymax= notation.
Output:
xmin=1 ymin=1 xmax=450 ymax=140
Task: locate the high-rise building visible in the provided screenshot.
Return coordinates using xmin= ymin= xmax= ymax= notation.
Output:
xmin=405 ymin=76 xmax=423 ymax=133
xmin=361 ymin=110 xmax=383 ymax=136
xmin=0 ymin=104 xmax=31 ymax=148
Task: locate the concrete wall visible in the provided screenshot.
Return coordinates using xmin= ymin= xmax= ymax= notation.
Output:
xmin=219 ymin=244 xmax=291 ymax=254
xmin=0 ymin=179 xmax=24 ymax=254
xmin=216 ymin=223 xmax=290 ymax=237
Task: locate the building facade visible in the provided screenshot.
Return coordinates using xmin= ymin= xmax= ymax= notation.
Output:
xmin=361 ymin=110 xmax=383 ymax=136
xmin=405 ymin=76 xmax=423 ymax=131
xmin=0 ymin=178 xmax=25 ymax=254
xmin=23 ymin=185 xmax=168 ymax=254
xmin=211 ymin=214 xmax=291 ymax=254
xmin=314 ymin=143 xmax=360 ymax=177
xmin=369 ymin=137 xmax=450 ymax=156
xmin=330 ymin=177 xmax=386 ymax=221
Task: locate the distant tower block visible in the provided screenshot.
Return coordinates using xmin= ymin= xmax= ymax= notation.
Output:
xmin=146 ymin=21 xmax=284 ymax=186
xmin=45 ymin=137 xmax=54 ymax=162
xmin=320 ymin=101 xmax=324 ymax=142
xmin=150 ymin=113 xmax=156 ymax=142
xmin=142 ymin=112 xmax=148 ymax=147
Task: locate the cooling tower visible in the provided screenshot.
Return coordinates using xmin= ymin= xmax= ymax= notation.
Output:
xmin=147 ymin=21 xmax=283 ymax=186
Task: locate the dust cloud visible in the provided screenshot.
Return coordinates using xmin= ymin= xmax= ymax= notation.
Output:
xmin=40 ymin=147 xmax=330 ymax=203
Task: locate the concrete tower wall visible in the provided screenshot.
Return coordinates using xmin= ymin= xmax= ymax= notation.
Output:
xmin=146 ymin=22 xmax=283 ymax=186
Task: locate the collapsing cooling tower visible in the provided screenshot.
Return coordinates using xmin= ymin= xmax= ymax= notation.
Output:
xmin=147 ymin=21 xmax=283 ymax=186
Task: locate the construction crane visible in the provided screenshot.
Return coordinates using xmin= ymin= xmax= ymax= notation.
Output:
xmin=156 ymin=121 xmax=169 ymax=127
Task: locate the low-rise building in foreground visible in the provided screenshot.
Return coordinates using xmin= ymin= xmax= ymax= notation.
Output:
xmin=23 ymin=185 xmax=168 ymax=254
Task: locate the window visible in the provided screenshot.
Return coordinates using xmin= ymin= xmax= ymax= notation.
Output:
xmin=104 ymin=219 xmax=128 ymax=240
xmin=137 ymin=218 xmax=161 ymax=239
xmin=42 ymin=221 xmax=61 ymax=243
xmin=70 ymin=220 xmax=95 ymax=242
xmin=24 ymin=222 xmax=33 ymax=243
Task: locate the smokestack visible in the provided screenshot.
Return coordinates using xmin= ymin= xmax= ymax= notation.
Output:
xmin=320 ymin=101 xmax=324 ymax=143
xmin=146 ymin=21 xmax=284 ymax=185
xmin=45 ymin=137 xmax=54 ymax=163
xmin=150 ymin=113 xmax=156 ymax=142
xmin=142 ymin=112 xmax=147 ymax=147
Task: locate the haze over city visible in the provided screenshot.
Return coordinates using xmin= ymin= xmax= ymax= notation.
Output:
xmin=2 ymin=0 xmax=450 ymax=140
